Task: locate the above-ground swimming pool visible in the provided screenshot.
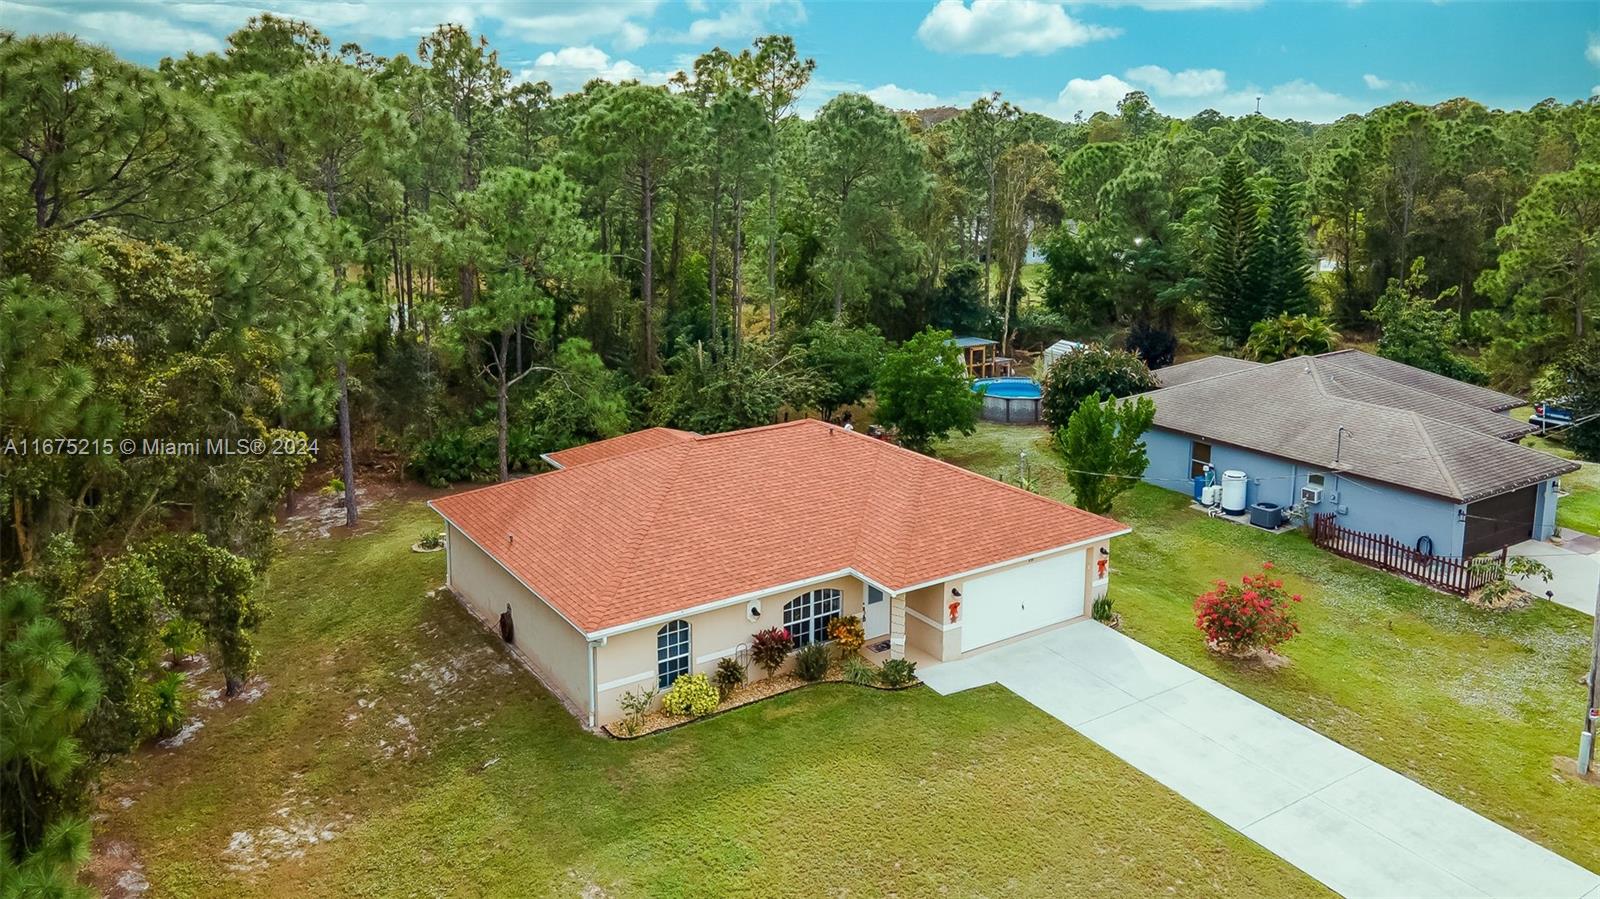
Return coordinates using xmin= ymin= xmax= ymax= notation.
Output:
xmin=972 ymin=377 xmax=1042 ymax=424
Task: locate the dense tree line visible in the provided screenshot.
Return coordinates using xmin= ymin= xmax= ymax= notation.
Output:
xmin=1 ymin=17 xmax=1597 ymax=890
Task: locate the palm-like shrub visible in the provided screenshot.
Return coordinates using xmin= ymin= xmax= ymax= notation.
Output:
xmin=1244 ymin=313 xmax=1338 ymax=362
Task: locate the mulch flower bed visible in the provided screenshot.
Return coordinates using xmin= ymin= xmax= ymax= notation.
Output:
xmin=603 ymin=663 xmax=920 ymax=740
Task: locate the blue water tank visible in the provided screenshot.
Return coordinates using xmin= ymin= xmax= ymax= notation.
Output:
xmin=1192 ymin=474 xmax=1207 ymax=501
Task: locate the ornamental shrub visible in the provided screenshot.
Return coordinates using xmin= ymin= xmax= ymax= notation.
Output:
xmin=750 ymin=627 xmax=794 ymax=675
xmin=1040 ymin=343 xmax=1157 ymax=433
xmin=660 ymin=673 xmax=719 ymax=717
xmin=794 ymin=643 xmax=830 ymax=682
xmin=617 ymin=684 xmax=657 ymax=736
xmin=841 ymin=656 xmax=878 ymax=686
xmin=1192 ymin=562 xmax=1302 ymax=655
xmin=1090 ymin=595 xmax=1115 ymax=624
xmin=713 ymin=656 xmax=747 ymax=699
xmin=828 ymin=614 xmax=865 ymax=657
xmin=878 ymin=658 xmax=918 ymax=687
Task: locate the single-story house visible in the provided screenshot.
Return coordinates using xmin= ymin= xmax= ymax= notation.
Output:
xmin=431 ymin=419 xmax=1128 ymax=728
xmin=1141 ymin=350 xmax=1579 ymax=557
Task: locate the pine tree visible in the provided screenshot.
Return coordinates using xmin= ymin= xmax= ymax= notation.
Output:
xmin=1 ymin=583 xmax=103 ymax=897
xmin=1260 ymin=165 xmax=1314 ymax=318
xmin=1204 ymin=151 xmax=1266 ymax=344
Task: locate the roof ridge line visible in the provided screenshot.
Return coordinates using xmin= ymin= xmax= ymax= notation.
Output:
xmin=1409 ymin=413 xmax=1465 ymax=501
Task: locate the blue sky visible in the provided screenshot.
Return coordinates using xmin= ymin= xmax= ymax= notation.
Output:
xmin=7 ymin=0 xmax=1599 ymax=122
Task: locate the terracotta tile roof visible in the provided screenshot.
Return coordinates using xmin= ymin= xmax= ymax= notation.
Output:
xmin=1140 ymin=356 xmax=1575 ymax=502
xmin=542 ymin=427 xmax=696 ymax=469
xmin=433 ymin=419 xmax=1127 ymax=635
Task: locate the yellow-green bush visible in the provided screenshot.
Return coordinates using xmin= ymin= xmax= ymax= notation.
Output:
xmin=660 ymin=673 xmax=719 ymax=717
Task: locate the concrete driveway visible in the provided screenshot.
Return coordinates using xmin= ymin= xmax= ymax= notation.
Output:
xmin=921 ymin=621 xmax=1600 ymax=899
xmin=1511 ymin=535 xmax=1598 ymax=616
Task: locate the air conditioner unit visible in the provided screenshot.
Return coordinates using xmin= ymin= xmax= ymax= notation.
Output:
xmin=1300 ymin=484 xmax=1323 ymax=505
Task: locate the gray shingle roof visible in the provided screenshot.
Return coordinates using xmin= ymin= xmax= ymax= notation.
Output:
xmin=1141 ymin=355 xmax=1575 ymax=503
xmin=1153 ymin=355 xmax=1261 ymax=387
xmin=1316 ymin=349 xmax=1524 ymax=411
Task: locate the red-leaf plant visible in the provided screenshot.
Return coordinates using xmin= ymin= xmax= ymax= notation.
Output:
xmin=1192 ymin=562 xmax=1303 ymax=656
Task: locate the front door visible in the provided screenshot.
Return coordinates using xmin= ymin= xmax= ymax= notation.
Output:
xmin=864 ymin=586 xmax=889 ymax=638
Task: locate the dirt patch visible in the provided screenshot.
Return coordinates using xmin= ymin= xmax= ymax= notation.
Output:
xmin=220 ymin=783 xmax=354 ymax=876
xmin=83 ymin=839 xmax=149 ymax=898
xmin=1206 ymin=642 xmax=1293 ymax=669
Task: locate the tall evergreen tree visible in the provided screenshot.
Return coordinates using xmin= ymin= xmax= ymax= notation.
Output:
xmin=1259 ymin=164 xmax=1314 ymax=318
xmin=1203 ymin=151 xmax=1266 ymax=343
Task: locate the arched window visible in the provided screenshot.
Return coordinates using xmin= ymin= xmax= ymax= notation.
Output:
xmin=782 ymin=588 xmax=842 ymax=648
xmin=657 ymin=619 xmax=690 ymax=688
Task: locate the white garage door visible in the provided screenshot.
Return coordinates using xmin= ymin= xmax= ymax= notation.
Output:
xmin=959 ymin=549 xmax=1086 ymax=653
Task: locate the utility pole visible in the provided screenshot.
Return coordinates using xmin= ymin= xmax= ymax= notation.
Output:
xmin=1581 ymin=576 xmax=1600 ymax=774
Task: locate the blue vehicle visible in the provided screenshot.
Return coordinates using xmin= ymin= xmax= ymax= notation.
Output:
xmin=1530 ymin=398 xmax=1575 ymax=433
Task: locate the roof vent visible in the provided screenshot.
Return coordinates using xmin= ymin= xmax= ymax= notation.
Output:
xmin=507 ymin=533 xmax=514 ymax=545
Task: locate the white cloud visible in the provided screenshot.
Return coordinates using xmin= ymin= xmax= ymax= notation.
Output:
xmin=1042 ymin=71 xmax=1360 ymax=122
xmin=1587 ymin=34 xmax=1600 ymax=66
xmin=518 ymin=45 xmax=670 ymax=95
xmin=1054 ymin=74 xmax=1136 ymax=115
xmin=0 ymin=1 xmax=667 ymax=57
xmin=676 ymin=0 xmax=806 ymax=43
xmin=1362 ymin=73 xmax=1389 ymax=90
xmin=493 ymin=1 xmax=663 ymax=49
xmin=1223 ymin=79 xmax=1358 ymax=122
xmin=917 ymin=0 xmax=1120 ymax=56
xmin=865 ymin=83 xmax=945 ymax=109
xmin=1072 ymin=0 xmax=1262 ymax=8
xmin=1125 ymin=64 xmax=1226 ymax=97
xmin=1593 ymin=84 xmax=1600 ymax=97
xmin=1 ymin=0 xmax=224 ymax=53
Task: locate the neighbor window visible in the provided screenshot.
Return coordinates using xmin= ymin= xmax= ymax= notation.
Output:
xmin=1190 ymin=441 xmax=1212 ymax=478
xmin=782 ymin=588 xmax=842 ymax=647
xmin=657 ymin=619 xmax=690 ymax=689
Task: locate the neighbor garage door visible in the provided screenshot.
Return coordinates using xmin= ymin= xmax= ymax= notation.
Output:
xmin=1462 ymin=485 xmax=1538 ymax=557
xmin=959 ymin=549 xmax=1086 ymax=653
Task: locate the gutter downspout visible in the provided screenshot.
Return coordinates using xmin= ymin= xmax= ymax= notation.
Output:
xmin=587 ymin=637 xmax=604 ymax=730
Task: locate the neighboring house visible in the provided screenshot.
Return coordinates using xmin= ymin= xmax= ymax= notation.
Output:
xmin=1141 ymin=350 xmax=1579 ymax=558
xmin=432 ymin=420 xmax=1128 ymax=728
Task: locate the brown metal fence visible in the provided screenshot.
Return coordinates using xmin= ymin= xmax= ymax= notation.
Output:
xmin=1311 ymin=514 xmax=1502 ymax=596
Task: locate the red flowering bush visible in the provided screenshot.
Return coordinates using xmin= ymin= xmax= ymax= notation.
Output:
xmin=750 ymin=627 xmax=794 ymax=675
xmin=1193 ymin=562 xmax=1303 ymax=655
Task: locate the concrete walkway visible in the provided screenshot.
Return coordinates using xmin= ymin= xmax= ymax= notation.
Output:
xmin=921 ymin=621 xmax=1600 ymax=899
xmin=1511 ymin=536 xmax=1598 ymax=616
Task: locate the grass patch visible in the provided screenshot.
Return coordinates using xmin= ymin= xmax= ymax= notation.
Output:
xmin=94 ymin=498 xmax=1325 ymax=897
xmin=945 ymin=423 xmax=1600 ymax=872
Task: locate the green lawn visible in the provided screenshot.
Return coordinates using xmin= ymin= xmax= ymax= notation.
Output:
xmin=941 ymin=424 xmax=1600 ymax=873
xmin=1509 ymin=407 xmax=1600 ymax=534
xmin=92 ymin=499 xmax=1325 ymax=898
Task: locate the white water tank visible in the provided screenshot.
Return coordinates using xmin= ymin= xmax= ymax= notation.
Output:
xmin=1220 ymin=470 xmax=1248 ymax=514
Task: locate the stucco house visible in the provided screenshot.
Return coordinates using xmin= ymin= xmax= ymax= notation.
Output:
xmin=431 ymin=419 xmax=1128 ymax=728
xmin=1142 ymin=350 xmax=1579 ymax=558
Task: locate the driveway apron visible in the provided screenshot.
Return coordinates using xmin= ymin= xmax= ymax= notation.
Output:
xmin=920 ymin=621 xmax=1600 ymax=899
